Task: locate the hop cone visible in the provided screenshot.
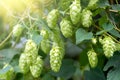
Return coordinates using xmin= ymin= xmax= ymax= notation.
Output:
xmin=12 ymin=24 xmax=23 ymax=37
xmin=101 ymin=37 xmax=116 ymax=58
xmin=70 ymin=0 xmax=81 ymax=24
xmin=47 ymin=9 xmax=59 ymax=29
xmin=88 ymin=0 xmax=98 ymax=10
xmin=87 ymin=49 xmax=98 ymax=68
xmin=40 ymin=29 xmax=49 ymax=39
xmin=81 ymin=9 xmax=92 ymax=28
xmin=50 ymin=46 xmax=64 ymax=72
xmin=60 ymin=19 xmax=73 ymax=38
xmin=40 ymin=39 xmax=51 ymax=54
xmin=19 ymin=53 xmax=29 ymax=74
xmin=30 ymin=56 xmax=43 ymax=78
xmin=24 ymin=40 xmax=38 ymax=65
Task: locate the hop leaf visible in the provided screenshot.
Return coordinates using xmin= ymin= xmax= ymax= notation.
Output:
xmin=19 ymin=53 xmax=29 ymax=74
xmin=30 ymin=56 xmax=43 ymax=78
xmin=70 ymin=0 xmax=81 ymax=24
xmin=101 ymin=37 xmax=116 ymax=58
xmin=40 ymin=39 xmax=51 ymax=54
xmin=12 ymin=24 xmax=23 ymax=37
xmin=81 ymin=9 xmax=92 ymax=28
xmin=60 ymin=19 xmax=73 ymax=38
xmin=50 ymin=46 xmax=64 ymax=72
xmin=40 ymin=29 xmax=49 ymax=39
xmin=47 ymin=9 xmax=59 ymax=29
xmin=87 ymin=49 xmax=98 ymax=68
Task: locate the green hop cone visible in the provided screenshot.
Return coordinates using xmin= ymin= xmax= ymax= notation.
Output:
xmin=88 ymin=0 xmax=98 ymax=10
xmin=50 ymin=46 xmax=64 ymax=72
xmin=0 ymin=64 xmax=14 ymax=80
xmin=92 ymin=38 xmax=97 ymax=44
xmin=40 ymin=29 xmax=49 ymax=39
xmin=12 ymin=24 xmax=23 ymax=37
xmin=70 ymin=0 xmax=81 ymax=24
xmin=101 ymin=37 xmax=116 ymax=58
xmin=87 ymin=49 xmax=98 ymax=68
xmin=40 ymin=39 xmax=51 ymax=54
xmin=81 ymin=9 xmax=92 ymax=28
xmin=24 ymin=40 xmax=38 ymax=65
xmin=47 ymin=9 xmax=59 ymax=29
xmin=30 ymin=56 xmax=43 ymax=78
xmin=19 ymin=53 xmax=29 ymax=74
xmin=60 ymin=19 xmax=73 ymax=38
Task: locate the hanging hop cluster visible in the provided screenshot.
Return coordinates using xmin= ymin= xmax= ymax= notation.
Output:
xmin=60 ymin=19 xmax=73 ymax=38
xmin=81 ymin=9 xmax=93 ymax=28
xmin=47 ymin=9 xmax=59 ymax=29
xmin=50 ymin=45 xmax=64 ymax=72
xmin=87 ymin=49 xmax=98 ymax=68
xmin=40 ymin=29 xmax=51 ymax=54
xmin=19 ymin=40 xmax=43 ymax=78
xmin=100 ymin=36 xmax=116 ymax=58
xmin=12 ymin=24 xmax=24 ymax=37
xmin=88 ymin=0 xmax=98 ymax=10
xmin=0 ymin=64 xmax=14 ymax=80
xmin=70 ymin=0 xmax=81 ymax=24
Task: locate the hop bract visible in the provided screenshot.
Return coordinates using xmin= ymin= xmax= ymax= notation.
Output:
xmin=12 ymin=24 xmax=23 ymax=37
xmin=101 ymin=37 xmax=116 ymax=58
xmin=40 ymin=29 xmax=49 ymax=39
xmin=81 ymin=9 xmax=92 ymax=28
xmin=70 ymin=0 xmax=81 ymax=24
xmin=87 ymin=49 xmax=98 ymax=68
xmin=60 ymin=19 xmax=73 ymax=38
xmin=47 ymin=9 xmax=59 ymax=29
xmin=88 ymin=0 xmax=98 ymax=10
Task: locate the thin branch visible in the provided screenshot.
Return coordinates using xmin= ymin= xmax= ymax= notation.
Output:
xmin=0 ymin=31 xmax=13 ymax=47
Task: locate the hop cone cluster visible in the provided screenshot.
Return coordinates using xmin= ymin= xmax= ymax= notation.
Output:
xmin=47 ymin=9 xmax=59 ymax=29
xmin=30 ymin=56 xmax=43 ymax=78
xmin=12 ymin=24 xmax=23 ymax=37
xmin=87 ymin=49 xmax=98 ymax=68
xmin=50 ymin=45 xmax=64 ymax=72
xmin=60 ymin=19 xmax=73 ymax=38
xmin=70 ymin=0 xmax=81 ymax=24
xmin=81 ymin=9 xmax=92 ymax=28
xmin=101 ymin=37 xmax=116 ymax=58
xmin=19 ymin=39 xmax=43 ymax=78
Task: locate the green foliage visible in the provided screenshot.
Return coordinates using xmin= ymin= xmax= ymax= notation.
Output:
xmin=0 ymin=0 xmax=120 ymax=80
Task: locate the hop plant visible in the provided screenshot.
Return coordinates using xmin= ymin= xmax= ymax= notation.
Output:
xmin=40 ymin=39 xmax=51 ymax=54
xmin=88 ymin=0 xmax=98 ymax=9
xmin=12 ymin=24 xmax=23 ymax=37
xmin=81 ymin=9 xmax=92 ymax=28
xmin=50 ymin=46 xmax=64 ymax=72
xmin=24 ymin=40 xmax=38 ymax=65
xmin=30 ymin=56 xmax=43 ymax=78
xmin=47 ymin=9 xmax=59 ymax=29
xmin=70 ymin=0 xmax=81 ymax=24
xmin=87 ymin=49 xmax=98 ymax=68
xmin=19 ymin=53 xmax=30 ymax=74
xmin=40 ymin=29 xmax=49 ymax=39
xmin=101 ymin=37 xmax=116 ymax=58
xmin=60 ymin=19 xmax=73 ymax=38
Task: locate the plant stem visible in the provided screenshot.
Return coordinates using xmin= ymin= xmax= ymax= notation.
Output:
xmin=0 ymin=31 xmax=13 ymax=47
